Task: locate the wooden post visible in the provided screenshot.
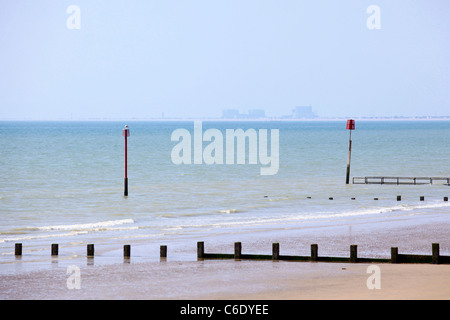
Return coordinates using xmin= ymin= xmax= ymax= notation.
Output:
xmin=346 ymin=137 xmax=352 ymax=184
xmin=397 ymin=195 xmax=401 ymax=201
xmin=160 ymin=245 xmax=167 ymax=259
xmin=234 ymin=242 xmax=242 ymax=260
xmin=420 ymin=196 xmax=424 ymax=201
xmin=345 ymin=119 xmax=355 ymax=184
xmin=350 ymin=245 xmax=357 ymax=263
xmin=122 ymin=125 xmax=130 ymax=196
xmin=444 ymin=197 xmax=448 ymax=202
xmin=391 ymin=247 xmax=398 ymax=264
xmin=51 ymin=244 xmax=59 ymax=256
xmin=15 ymin=243 xmax=22 ymax=256
xmin=124 ymin=244 xmax=131 ymax=258
xmin=311 ymin=244 xmax=318 ymax=262
xmin=432 ymin=243 xmax=440 ymax=264
xmin=87 ymin=244 xmax=94 ymax=257
xmin=197 ymin=241 xmax=204 ymax=259
xmin=272 ymin=243 xmax=280 ymax=260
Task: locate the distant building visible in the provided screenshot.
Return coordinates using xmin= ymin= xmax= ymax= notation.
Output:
xmin=248 ymin=109 xmax=265 ymax=119
xmin=222 ymin=109 xmax=266 ymax=119
xmin=292 ymin=106 xmax=317 ymax=119
xmin=222 ymin=109 xmax=240 ymax=119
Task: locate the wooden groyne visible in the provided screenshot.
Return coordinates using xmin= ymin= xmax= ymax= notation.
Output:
xmin=12 ymin=242 xmax=450 ymax=265
xmin=197 ymin=242 xmax=449 ymax=264
xmin=353 ymin=176 xmax=450 ymax=185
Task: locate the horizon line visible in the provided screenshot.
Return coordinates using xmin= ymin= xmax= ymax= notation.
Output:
xmin=1 ymin=115 xmax=450 ymax=122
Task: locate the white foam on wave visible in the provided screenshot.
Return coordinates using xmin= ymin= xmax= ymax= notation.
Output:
xmin=0 ymin=219 xmax=136 ymax=243
xmin=0 ymin=231 xmax=89 ymax=244
xmin=218 ymin=209 xmax=238 ymax=214
xmin=34 ymin=218 xmax=135 ymax=231
xmin=285 ymin=201 xmax=450 ymax=223
xmin=179 ymin=201 xmax=450 ymax=229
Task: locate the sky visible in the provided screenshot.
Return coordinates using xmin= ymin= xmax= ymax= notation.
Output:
xmin=0 ymin=0 xmax=449 ymax=120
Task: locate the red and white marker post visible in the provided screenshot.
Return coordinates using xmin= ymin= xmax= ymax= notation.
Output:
xmin=345 ymin=119 xmax=355 ymax=184
xmin=122 ymin=125 xmax=130 ymax=196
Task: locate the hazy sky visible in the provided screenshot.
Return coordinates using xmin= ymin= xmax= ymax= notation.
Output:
xmin=1 ymin=0 xmax=449 ymax=120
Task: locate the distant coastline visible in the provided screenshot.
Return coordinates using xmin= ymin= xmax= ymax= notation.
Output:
xmin=1 ymin=116 xmax=450 ymax=122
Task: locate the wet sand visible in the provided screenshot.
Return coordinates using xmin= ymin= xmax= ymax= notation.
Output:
xmin=1 ymin=211 xmax=449 ymax=300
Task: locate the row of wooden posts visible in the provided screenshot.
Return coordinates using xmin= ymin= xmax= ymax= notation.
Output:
xmin=322 ymin=196 xmax=449 ymax=201
xmin=197 ymin=242 xmax=449 ymax=264
xmin=12 ymin=242 xmax=449 ymax=265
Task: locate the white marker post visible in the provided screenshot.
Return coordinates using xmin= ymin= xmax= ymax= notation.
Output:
xmin=122 ymin=125 xmax=130 ymax=196
xmin=346 ymin=119 xmax=355 ymax=185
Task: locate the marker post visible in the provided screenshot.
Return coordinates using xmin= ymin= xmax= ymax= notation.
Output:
xmin=346 ymin=119 xmax=355 ymax=185
xmin=122 ymin=125 xmax=130 ymax=196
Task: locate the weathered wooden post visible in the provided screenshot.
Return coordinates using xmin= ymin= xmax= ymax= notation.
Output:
xmin=345 ymin=119 xmax=355 ymax=185
xmin=311 ymin=244 xmax=318 ymax=262
xmin=432 ymin=243 xmax=440 ymax=264
xmin=124 ymin=244 xmax=131 ymax=258
xmin=87 ymin=244 xmax=94 ymax=257
xmin=350 ymin=245 xmax=358 ymax=263
xmin=272 ymin=243 xmax=280 ymax=260
xmin=15 ymin=243 xmax=22 ymax=256
xmin=197 ymin=241 xmax=204 ymax=259
xmin=391 ymin=247 xmax=398 ymax=264
xmin=234 ymin=242 xmax=242 ymax=260
xmin=51 ymin=244 xmax=59 ymax=256
xmin=160 ymin=245 xmax=167 ymax=259
xmin=122 ymin=125 xmax=130 ymax=196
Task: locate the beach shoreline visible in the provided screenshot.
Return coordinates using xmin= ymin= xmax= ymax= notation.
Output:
xmin=1 ymin=210 xmax=449 ymax=300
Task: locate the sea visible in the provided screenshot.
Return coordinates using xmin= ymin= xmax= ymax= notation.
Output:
xmin=1 ymin=120 xmax=449 ymax=272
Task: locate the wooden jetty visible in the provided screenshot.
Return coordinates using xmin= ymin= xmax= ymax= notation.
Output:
xmin=352 ymin=176 xmax=450 ymax=185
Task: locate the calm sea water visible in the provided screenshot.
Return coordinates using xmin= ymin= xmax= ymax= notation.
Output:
xmin=1 ymin=120 xmax=449 ymax=266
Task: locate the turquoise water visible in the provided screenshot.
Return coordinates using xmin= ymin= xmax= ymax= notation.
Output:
xmin=0 ymin=120 xmax=449 ymax=264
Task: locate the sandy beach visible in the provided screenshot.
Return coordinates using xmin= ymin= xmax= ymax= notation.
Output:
xmin=1 ymin=210 xmax=449 ymax=300
xmin=1 ymin=259 xmax=449 ymax=300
